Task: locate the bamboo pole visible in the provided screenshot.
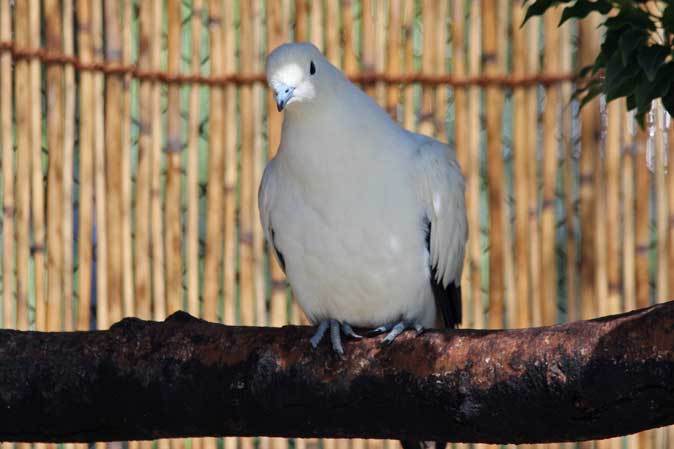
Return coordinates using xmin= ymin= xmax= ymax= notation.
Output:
xmin=511 ymin=2 xmax=529 ymax=328
xmin=45 ymin=0 xmax=64 ymax=332
xmin=433 ymin=0 xmax=447 ymax=140
xmin=295 ymin=0 xmax=308 ymax=42
xmin=251 ymin=0 xmax=266 ymax=330
xmin=342 ymin=0 xmax=357 ymax=78
xmin=482 ymin=0 xmax=505 ymax=329
xmin=28 ymin=0 xmax=46 ymax=331
xmin=418 ymin=0 xmax=436 ymax=137
xmin=63 ymin=0 xmax=75 ymax=330
xmin=385 ymin=0 xmax=401 ymax=118
xmin=104 ymin=0 xmax=124 ymax=325
xmin=374 ymin=0 xmax=387 ymax=107
xmin=267 ymin=0 xmax=290 ymax=333
xmin=149 ymin=0 xmax=165 ymax=324
xmin=578 ymin=15 xmax=601 ymax=322
xmin=1 ymin=0 xmax=14 ymax=329
xmin=310 ymin=0 xmax=323 ymax=49
xmin=325 ymin=0 xmax=340 ymax=64
xmin=525 ymin=17 xmax=541 ymax=329
xmin=654 ymin=103 xmax=668 ymax=306
xmin=203 ymin=0 xmax=225 ymax=324
xmin=467 ymin=0 xmax=483 ymax=330
xmin=92 ymin=0 xmax=108 ymax=331
xmin=604 ymin=99 xmax=622 ymax=318
xmin=222 ymin=0 xmax=239 ymax=330
xmin=361 ymin=0 xmax=375 ymax=97
xmin=187 ymin=0 xmax=203 ymax=320
xmin=121 ymin=0 xmax=134 ymax=318
xmin=623 ymin=109 xmax=636 ymax=314
xmin=560 ymin=22 xmax=576 ymax=323
xmin=540 ymin=9 xmax=561 ymax=327
xmin=401 ymin=0 xmax=415 ymax=136
xmin=76 ymin=0 xmax=94 ymax=331
xmin=165 ymin=0 xmax=183 ymax=318
xmin=239 ymin=0 xmax=256 ymax=329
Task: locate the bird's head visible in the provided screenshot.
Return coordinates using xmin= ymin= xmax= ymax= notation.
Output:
xmin=266 ymin=42 xmax=334 ymax=112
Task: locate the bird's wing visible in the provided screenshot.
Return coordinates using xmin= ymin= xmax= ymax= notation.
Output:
xmin=413 ymin=134 xmax=467 ymax=327
xmin=258 ymin=158 xmax=286 ymax=273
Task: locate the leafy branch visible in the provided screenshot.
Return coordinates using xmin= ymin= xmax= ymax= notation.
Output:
xmin=524 ymin=0 xmax=674 ymax=126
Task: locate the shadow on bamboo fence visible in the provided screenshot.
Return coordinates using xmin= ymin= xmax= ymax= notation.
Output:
xmin=0 ymin=1 xmax=672 ymax=449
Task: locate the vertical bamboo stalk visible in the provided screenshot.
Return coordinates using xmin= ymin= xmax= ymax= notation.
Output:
xmin=467 ymin=0 xmax=483 ymax=330
xmin=342 ymin=0 xmax=357 ymax=78
xmin=251 ymin=0 xmax=266 ymax=330
xmin=63 ymin=0 xmax=76 ymax=330
xmin=135 ymin=0 xmax=154 ymax=321
xmin=310 ymin=0 xmax=323 ymax=49
xmin=1 ymin=0 xmax=14 ymax=329
xmin=29 ymin=0 xmax=46 ymax=331
xmin=239 ymin=0 xmax=256 ymax=329
xmin=325 ymin=0 xmax=340 ymax=64
xmin=45 ymin=0 xmax=64 ymax=332
xmin=203 ymin=0 xmax=225 ymax=324
xmin=540 ymin=9 xmax=561 ymax=327
xmin=433 ymin=0 xmax=447 ymax=139
xmin=267 ymin=0 xmax=290 ymax=334
xmin=578 ymin=16 xmax=601 ymax=322
xmin=654 ymin=103 xmax=668 ymax=305
xmin=386 ymin=0 xmax=401 ymax=118
xmin=121 ymin=0 xmax=134 ymax=318
xmin=187 ymin=0 xmax=203 ymax=320
xmin=374 ymin=0 xmax=387 ymax=107
xmin=361 ymin=0 xmax=375 ymax=97
xmin=401 ymin=0 xmax=415 ymax=137
xmin=482 ymin=0 xmax=505 ymax=329
xmin=511 ymin=2 xmax=530 ymax=329
xmin=623 ymin=108 xmax=636 ymax=314
xmin=150 ymin=0 xmax=165 ymax=323
xmin=104 ymin=0 xmax=124 ymax=325
xmin=418 ymin=0 xmax=436 ymax=137
xmin=92 ymin=0 xmax=108 ymax=331
xmin=560 ymin=21 xmax=577 ymax=323
xmin=669 ymin=109 xmax=674 ymax=309
xmin=222 ymin=0 xmax=239 ymax=330
xmin=526 ymin=17 xmax=541 ymax=328
xmin=165 ymin=0 xmax=183 ymax=318
xmin=604 ymin=99 xmax=622 ymax=317
xmin=77 ymin=0 xmax=94 ymax=330
xmin=295 ymin=0 xmax=308 ymax=41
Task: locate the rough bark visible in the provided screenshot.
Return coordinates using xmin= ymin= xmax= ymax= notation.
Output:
xmin=1 ymin=301 xmax=673 ymax=444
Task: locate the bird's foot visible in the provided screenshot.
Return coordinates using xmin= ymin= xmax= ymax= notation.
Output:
xmin=310 ymin=319 xmax=363 ymax=355
xmin=367 ymin=320 xmax=425 ymax=345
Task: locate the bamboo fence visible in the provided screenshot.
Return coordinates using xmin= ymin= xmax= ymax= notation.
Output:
xmin=0 ymin=1 xmax=672 ymax=449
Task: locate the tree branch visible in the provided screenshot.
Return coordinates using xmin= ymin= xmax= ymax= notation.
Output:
xmin=1 ymin=302 xmax=673 ymax=444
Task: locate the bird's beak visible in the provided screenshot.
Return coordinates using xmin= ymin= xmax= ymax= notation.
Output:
xmin=274 ymin=83 xmax=295 ymax=112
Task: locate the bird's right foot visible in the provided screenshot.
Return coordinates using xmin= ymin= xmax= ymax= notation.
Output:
xmin=310 ymin=319 xmax=363 ymax=355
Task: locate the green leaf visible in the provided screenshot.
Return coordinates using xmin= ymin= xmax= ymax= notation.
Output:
xmin=578 ymin=64 xmax=594 ymax=78
xmin=523 ymin=0 xmax=564 ymax=24
xmin=579 ymin=82 xmax=603 ymax=108
xmin=619 ymin=28 xmax=647 ymax=66
xmin=637 ymin=45 xmax=670 ymax=81
xmin=604 ymin=51 xmax=640 ymax=102
xmin=559 ymin=0 xmax=612 ymax=25
xmin=626 ymin=93 xmax=636 ymax=110
xmin=634 ymin=62 xmax=674 ymax=116
xmin=604 ymin=7 xmax=656 ymax=31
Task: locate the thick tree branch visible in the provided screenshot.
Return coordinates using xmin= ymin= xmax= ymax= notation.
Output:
xmin=1 ymin=302 xmax=673 ymax=444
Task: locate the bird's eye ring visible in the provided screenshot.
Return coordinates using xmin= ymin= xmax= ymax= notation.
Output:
xmin=310 ymin=60 xmax=316 ymax=75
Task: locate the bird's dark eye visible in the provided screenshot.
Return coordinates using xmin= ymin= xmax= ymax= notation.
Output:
xmin=310 ymin=60 xmax=316 ymax=75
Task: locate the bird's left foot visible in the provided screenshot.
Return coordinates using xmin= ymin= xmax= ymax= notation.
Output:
xmin=310 ymin=319 xmax=363 ymax=355
xmin=367 ymin=320 xmax=425 ymax=345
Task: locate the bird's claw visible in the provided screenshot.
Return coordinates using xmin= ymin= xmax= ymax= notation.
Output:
xmin=369 ymin=320 xmax=425 ymax=345
xmin=310 ymin=319 xmax=362 ymax=355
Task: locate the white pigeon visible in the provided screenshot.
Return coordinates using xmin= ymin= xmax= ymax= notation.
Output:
xmin=259 ymin=42 xmax=467 ymax=355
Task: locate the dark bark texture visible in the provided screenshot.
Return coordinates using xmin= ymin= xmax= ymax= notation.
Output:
xmin=1 ymin=302 xmax=673 ymax=444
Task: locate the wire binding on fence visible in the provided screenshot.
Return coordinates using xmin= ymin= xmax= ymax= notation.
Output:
xmin=0 ymin=41 xmax=576 ymax=87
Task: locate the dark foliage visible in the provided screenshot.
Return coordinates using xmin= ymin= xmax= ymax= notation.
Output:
xmin=524 ymin=0 xmax=674 ymax=126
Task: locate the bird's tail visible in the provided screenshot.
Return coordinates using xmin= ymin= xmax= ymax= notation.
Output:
xmin=400 ymin=440 xmax=446 ymax=449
